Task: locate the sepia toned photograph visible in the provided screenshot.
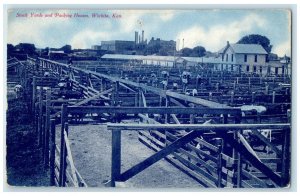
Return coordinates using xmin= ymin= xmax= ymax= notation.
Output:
xmin=5 ymin=6 xmax=292 ymax=189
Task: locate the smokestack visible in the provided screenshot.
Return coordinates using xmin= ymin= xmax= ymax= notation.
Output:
xmin=142 ymin=30 xmax=144 ymax=43
xmin=135 ymin=31 xmax=138 ymax=44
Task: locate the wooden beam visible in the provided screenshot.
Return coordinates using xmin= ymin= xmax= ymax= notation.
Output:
xmin=166 ymin=90 xmax=229 ymax=108
xmin=73 ymin=88 xmax=113 ymax=106
xmin=107 ymin=123 xmax=290 ymax=132
xmin=119 ymin=82 xmax=136 ymax=93
xmin=111 ymin=129 xmax=121 ymax=187
xmin=118 ymin=130 xmax=200 ymax=181
xmin=251 ymin=129 xmax=282 ymax=157
xmin=237 ymin=132 xmax=260 ymax=161
xmin=67 ymin=106 xmax=241 ymax=115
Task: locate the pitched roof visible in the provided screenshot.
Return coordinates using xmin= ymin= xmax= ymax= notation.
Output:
xmin=221 ymin=44 xmax=268 ymax=55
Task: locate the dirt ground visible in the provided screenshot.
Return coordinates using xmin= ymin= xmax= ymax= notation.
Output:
xmin=57 ymin=123 xmax=202 ymax=188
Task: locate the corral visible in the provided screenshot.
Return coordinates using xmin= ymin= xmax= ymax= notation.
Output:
xmin=6 ymin=56 xmax=291 ymax=188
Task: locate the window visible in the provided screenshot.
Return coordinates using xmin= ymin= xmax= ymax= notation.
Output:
xmin=246 ymin=65 xmax=250 ymax=72
xmin=226 ymin=54 xmax=228 ymax=62
xmin=253 ymin=66 xmax=257 ymax=73
xmin=282 ymin=66 xmax=285 ymax=74
xmin=275 ymin=67 xmax=278 ymax=75
xmin=267 ymin=66 xmax=271 ymax=74
xmin=231 ymin=54 xmax=234 ymax=62
xmin=260 ymin=66 xmax=263 ymax=73
xmin=244 ymin=54 xmax=247 ymax=62
xmin=231 ymin=64 xmax=234 ymax=71
xmin=254 ymin=55 xmax=257 ymax=62
xmin=222 ymin=55 xmax=224 ymax=62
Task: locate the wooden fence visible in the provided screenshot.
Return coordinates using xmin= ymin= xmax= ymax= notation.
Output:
xmin=107 ymin=123 xmax=290 ymax=188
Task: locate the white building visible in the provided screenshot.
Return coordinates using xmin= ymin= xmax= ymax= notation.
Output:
xmin=218 ymin=42 xmax=268 ymax=75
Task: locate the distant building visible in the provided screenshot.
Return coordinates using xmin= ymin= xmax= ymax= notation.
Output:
xmin=48 ymin=50 xmax=68 ymax=60
xmin=146 ymin=37 xmax=176 ymax=55
xmin=100 ymin=54 xmax=220 ymax=68
xmin=101 ymin=40 xmax=135 ymax=53
xmin=91 ymin=45 xmax=101 ymax=50
xmin=218 ymin=41 xmax=268 ymax=75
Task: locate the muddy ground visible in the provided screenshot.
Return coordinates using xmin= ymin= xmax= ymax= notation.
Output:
xmin=57 ymin=123 xmax=202 ymax=188
xmin=6 ymin=97 xmax=49 ymax=187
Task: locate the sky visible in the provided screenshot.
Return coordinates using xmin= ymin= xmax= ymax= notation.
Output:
xmin=6 ymin=9 xmax=291 ymax=57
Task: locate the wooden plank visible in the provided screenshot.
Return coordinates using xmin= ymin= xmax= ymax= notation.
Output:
xmin=172 ymin=151 xmax=218 ymax=186
xmin=221 ymin=132 xmax=282 ymax=186
xmin=171 ymin=114 xmax=181 ymax=124
xmin=138 ymin=134 xmax=208 ymax=187
xmin=281 ymin=128 xmax=290 ymax=187
xmin=75 ymin=167 xmax=88 ymax=187
xmin=44 ymin=89 xmax=51 ymax=167
xmin=50 ymin=119 xmax=56 ymax=186
xmin=166 ymin=132 xmax=218 ymax=163
xmin=242 ymin=169 xmax=270 ymax=188
xmin=73 ymin=88 xmax=113 ymax=106
xmin=241 ymin=180 xmax=253 ymax=188
xmin=119 ymin=82 xmax=136 ymax=93
xmin=59 ymin=105 xmax=67 ymax=187
xmin=251 ymin=129 xmax=282 ymax=157
xmin=238 ymin=132 xmax=260 ymax=161
xmin=64 ymin=130 xmax=79 ymax=187
xmin=68 ymin=106 xmax=241 ymax=115
xmin=118 ymin=131 xmax=200 ymax=181
xmin=166 ymin=90 xmax=230 ymax=108
xmin=107 ymin=123 xmax=290 ymax=132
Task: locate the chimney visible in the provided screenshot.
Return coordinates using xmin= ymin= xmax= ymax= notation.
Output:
xmin=135 ymin=31 xmax=138 ymax=45
xmin=142 ymin=30 xmax=144 ymax=43
xmin=227 ymin=41 xmax=230 ymax=46
xmin=139 ymin=35 xmax=141 ymax=44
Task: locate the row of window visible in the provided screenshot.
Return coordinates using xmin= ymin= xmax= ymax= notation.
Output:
xmin=222 ymin=54 xmax=259 ymax=63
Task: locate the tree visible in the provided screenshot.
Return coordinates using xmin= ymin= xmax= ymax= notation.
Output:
xmin=237 ymin=34 xmax=272 ymax=53
xmin=180 ymin=47 xmax=193 ymax=57
xmin=191 ymin=46 xmax=206 ymax=57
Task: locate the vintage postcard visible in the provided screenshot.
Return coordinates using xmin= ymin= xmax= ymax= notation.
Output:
xmin=5 ymin=6 xmax=292 ymax=189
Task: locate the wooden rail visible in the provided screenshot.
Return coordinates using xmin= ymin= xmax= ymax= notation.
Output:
xmin=107 ymin=123 xmax=290 ymax=188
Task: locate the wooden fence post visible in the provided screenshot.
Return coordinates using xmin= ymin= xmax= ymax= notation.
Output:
xmin=165 ymin=96 xmax=170 ymax=124
xmin=230 ymin=91 xmax=234 ymax=105
xmin=50 ymin=119 xmax=56 ymax=186
xmin=281 ymin=129 xmax=290 ymax=187
xmin=35 ymin=103 xmax=39 ymax=135
xmin=217 ymin=138 xmax=224 ymax=187
xmin=44 ymin=88 xmax=51 ymax=167
xmin=265 ymin=83 xmax=269 ymax=95
xmin=38 ymin=88 xmax=43 ymax=146
xmin=111 ymin=129 xmax=121 ymax=187
xmin=252 ymin=92 xmax=256 ymax=103
xmin=32 ymin=76 xmax=36 ymax=113
xmin=135 ymin=93 xmax=139 ymax=107
xmin=59 ymin=104 xmax=67 ymax=187
xmin=236 ymin=131 xmax=242 ymax=187
xmin=272 ymin=91 xmax=276 ymax=104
